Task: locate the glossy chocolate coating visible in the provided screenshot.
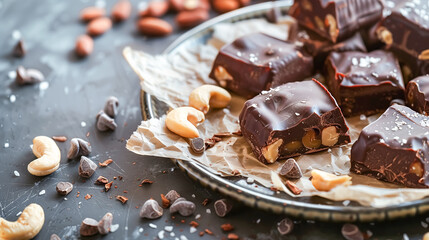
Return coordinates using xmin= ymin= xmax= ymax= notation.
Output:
xmin=378 ymin=0 xmax=429 ymax=76
xmin=239 ymin=79 xmax=350 ymax=164
xmin=289 ymin=0 xmax=383 ymax=43
xmin=324 ymin=50 xmax=405 ymax=117
xmin=301 ymin=32 xmax=367 ymax=68
xmin=209 ymin=32 xmax=314 ymax=98
xmin=406 ymin=75 xmax=429 ymax=115
xmin=351 ymin=104 xmax=429 ymax=188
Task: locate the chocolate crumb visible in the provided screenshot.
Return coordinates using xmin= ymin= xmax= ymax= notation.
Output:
xmin=116 ymin=195 xmax=128 ymax=204
xmin=84 ymin=194 xmax=92 ymax=200
xmin=52 ymin=136 xmax=67 ymax=142
xmin=99 ymin=159 xmax=113 ymax=167
xmin=190 ymin=221 xmax=199 ymax=227
xmin=141 ymin=179 xmax=153 ymax=184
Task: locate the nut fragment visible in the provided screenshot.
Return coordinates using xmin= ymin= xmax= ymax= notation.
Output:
xmin=302 ymin=129 xmax=321 ymax=149
xmin=98 ymin=212 xmax=113 ymax=235
xmin=0 ymin=203 xmax=45 ymax=240
xmin=376 ymin=27 xmax=393 ymax=45
xmin=67 ymin=138 xmax=91 ymax=159
xmin=170 ymin=199 xmax=196 ymax=216
xmin=410 ymin=161 xmax=424 ymax=178
xmin=311 ymin=169 xmax=352 ymax=191
xmin=214 ymin=66 xmax=233 ymax=87
xmin=189 ymin=85 xmax=232 ymax=114
xmin=28 ymin=136 xmax=61 ymax=176
xmin=419 ymin=49 xmax=429 ymax=60
xmin=96 ymin=110 xmax=117 ymax=131
xmin=104 ymin=96 xmax=119 ymax=118
xmin=262 ymin=139 xmax=283 ymax=163
xmin=321 ymin=126 xmax=339 ymax=146
xmin=325 ymin=14 xmax=338 ymax=42
xmin=165 ymin=107 xmax=205 ymax=138
xmin=284 ymin=141 xmax=302 ymax=152
xmin=140 ymin=199 xmax=163 ymax=219
xmin=285 ymin=180 xmax=302 ymax=195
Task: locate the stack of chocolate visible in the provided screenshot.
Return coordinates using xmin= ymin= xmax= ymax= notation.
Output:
xmin=208 ymin=0 xmax=429 ymax=188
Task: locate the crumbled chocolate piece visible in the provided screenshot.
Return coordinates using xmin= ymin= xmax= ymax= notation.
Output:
xmin=15 ymin=66 xmax=44 ymax=85
xmin=95 ymin=176 xmax=109 ymax=185
xmin=67 ymin=138 xmax=91 ymax=159
xmin=79 ymin=156 xmax=97 ymax=178
xmin=12 ymin=40 xmax=25 ymax=57
xmin=50 ymin=233 xmax=61 ymax=240
xmin=52 ymin=136 xmax=67 ymax=142
xmin=161 ymin=194 xmax=170 ymax=208
xmin=277 ymin=218 xmax=294 ymax=235
xmin=285 ymin=180 xmax=302 ymax=195
xmin=204 ymin=229 xmax=213 ymax=235
xmin=279 ymin=159 xmax=302 ymax=179
xmin=96 ymin=110 xmax=117 ymax=131
xmin=80 ymin=218 xmax=99 ymax=236
xmin=190 ymin=221 xmax=199 ymax=227
xmin=99 ymin=159 xmax=113 ymax=167
xmin=105 ymin=181 xmax=113 ymax=192
xmin=227 ymin=233 xmax=239 ymax=240
xmin=170 ymin=199 xmax=196 ymax=216
xmin=221 ymin=223 xmax=234 ymax=232
xmin=104 ymin=96 xmax=119 ymax=118
xmin=140 ymin=199 xmax=163 ymax=219
xmin=214 ymin=199 xmax=232 ymax=217
xmin=341 ymin=223 xmax=364 ymax=240
xmin=116 ymin=195 xmax=128 ymax=204
xmin=98 ymin=212 xmax=113 ymax=235
xmin=141 ymin=179 xmax=153 ymax=184
xmin=165 ymin=190 xmax=181 ymax=203
xmin=56 ymin=182 xmax=73 ymax=196
xmin=189 ymin=137 xmax=205 ymax=154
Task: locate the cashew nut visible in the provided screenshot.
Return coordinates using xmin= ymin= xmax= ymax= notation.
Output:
xmin=0 ymin=203 xmax=45 ymax=240
xmin=165 ymin=107 xmax=205 ymax=138
xmin=28 ymin=136 xmax=61 ymax=176
xmin=311 ymin=169 xmax=352 ymax=191
xmin=189 ymin=85 xmax=231 ymax=114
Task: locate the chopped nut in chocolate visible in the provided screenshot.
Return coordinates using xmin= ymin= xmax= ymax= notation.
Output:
xmin=140 ymin=199 xmax=163 ymax=219
xmin=56 ymin=182 xmax=73 ymax=196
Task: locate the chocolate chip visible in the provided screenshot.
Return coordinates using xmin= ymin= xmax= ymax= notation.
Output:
xmin=56 ymin=182 xmax=73 ymax=196
xmin=279 ymin=158 xmax=302 ymax=179
xmin=50 ymin=234 xmax=61 ymax=240
xmin=341 ymin=223 xmax=364 ymax=240
xmin=15 ymin=66 xmax=44 ymax=85
xmin=95 ymin=176 xmax=109 ymax=185
xmin=67 ymin=138 xmax=91 ymax=159
xmin=80 ymin=218 xmax=99 ymax=236
xmin=214 ymin=199 xmax=233 ymax=217
xmin=96 ymin=110 xmax=117 ymax=131
xmin=104 ymin=96 xmax=119 ymax=118
xmin=170 ymin=199 xmax=196 ymax=216
xmin=140 ymin=199 xmax=163 ymax=219
xmin=189 ymin=138 xmax=205 ymax=154
xmin=12 ymin=40 xmax=25 ymax=58
xmin=98 ymin=212 xmax=113 ymax=235
xmin=79 ymin=156 xmax=97 ymax=178
xmin=390 ymin=99 xmax=405 ymax=106
xmin=277 ymin=218 xmax=294 ymax=235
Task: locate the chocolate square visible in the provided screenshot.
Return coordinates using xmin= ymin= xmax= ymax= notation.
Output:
xmin=208 ymin=32 xmax=314 ymax=99
xmin=324 ymin=50 xmax=405 ymax=117
xmin=406 ymin=75 xmax=429 ymax=115
xmin=239 ymin=79 xmax=350 ymax=164
xmin=377 ymin=0 xmax=429 ymax=77
xmin=289 ymin=0 xmax=383 ymax=43
xmin=351 ymin=104 xmax=429 ymax=188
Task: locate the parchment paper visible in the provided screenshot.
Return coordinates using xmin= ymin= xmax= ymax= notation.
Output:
xmin=124 ymin=18 xmax=429 ymax=207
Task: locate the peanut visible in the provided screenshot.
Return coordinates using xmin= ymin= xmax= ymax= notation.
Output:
xmin=321 ymin=126 xmax=339 ymax=146
xmin=311 ymin=169 xmax=352 ymax=191
xmin=111 ymin=0 xmax=132 ymax=22
xmin=75 ymin=35 xmax=94 ymax=57
xmin=87 ymin=17 xmax=112 ymax=36
xmin=302 ymin=129 xmax=321 ymax=149
xmin=0 ymin=203 xmax=45 ymax=240
xmin=28 ymin=136 xmax=61 ymax=176
xmin=165 ymin=107 xmax=205 ymax=138
xmin=189 ymin=85 xmax=231 ymax=114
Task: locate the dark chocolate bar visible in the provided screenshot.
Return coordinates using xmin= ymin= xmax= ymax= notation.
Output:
xmin=209 ymin=32 xmax=314 ymax=99
xmin=351 ymin=104 xmax=429 ymax=188
xmin=377 ymin=0 xmax=429 ymax=76
xmin=324 ymin=50 xmax=405 ymax=117
xmin=300 ymin=32 xmax=367 ymax=68
xmin=239 ymin=79 xmax=350 ymax=164
xmin=406 ymin=75 xmax=429 ymax=115
xmin=289 ymin=0 xmax=383 ymax=43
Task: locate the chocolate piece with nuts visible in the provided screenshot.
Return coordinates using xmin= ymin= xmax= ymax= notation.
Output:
xmin=279 ymin=158 xmax=302 ymax=179
xmin=351 ymin=104 xmax=429 ymax=188
xmin=96 ymin=111 xmax=117 ymax=131
xmin=56 ymin=182 xmax=73 ymax=196
xmin=239 ymin=80 xmax=350 ymax=164
xmin=214 ymin=199 xmax=232 ymax=217
xmin=67 ymin=138 xmax=91 ymax=159
xmin=209 ymin=32 xmax=313 ymax=98
xmin=140 ymin=199 xmax=163 ymax=219
xmin=79 ymin=156 xmax=97 ymax=178
xmin=170 ymin=199 xmax=196 ymax=216
xmin=15 ymin=66 xmax=44 ymax=85
xmin=406 ymin=75 xmax=429 ymax=115
xmin=324 ymin=50 xmax=405 ymax=117
xmin=98 ymin=212 xmax=113 ymax=235
xmin=377 ymin=0 xmax=429 ymax=77
xmin=289 ymin=0 xmax=383 ymax=43
xmin=80 ymin=218 xmax=99 ymax=236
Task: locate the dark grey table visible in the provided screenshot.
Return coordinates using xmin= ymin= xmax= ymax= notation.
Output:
xmin=0 ymin=0 xmax=428 ymax=239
